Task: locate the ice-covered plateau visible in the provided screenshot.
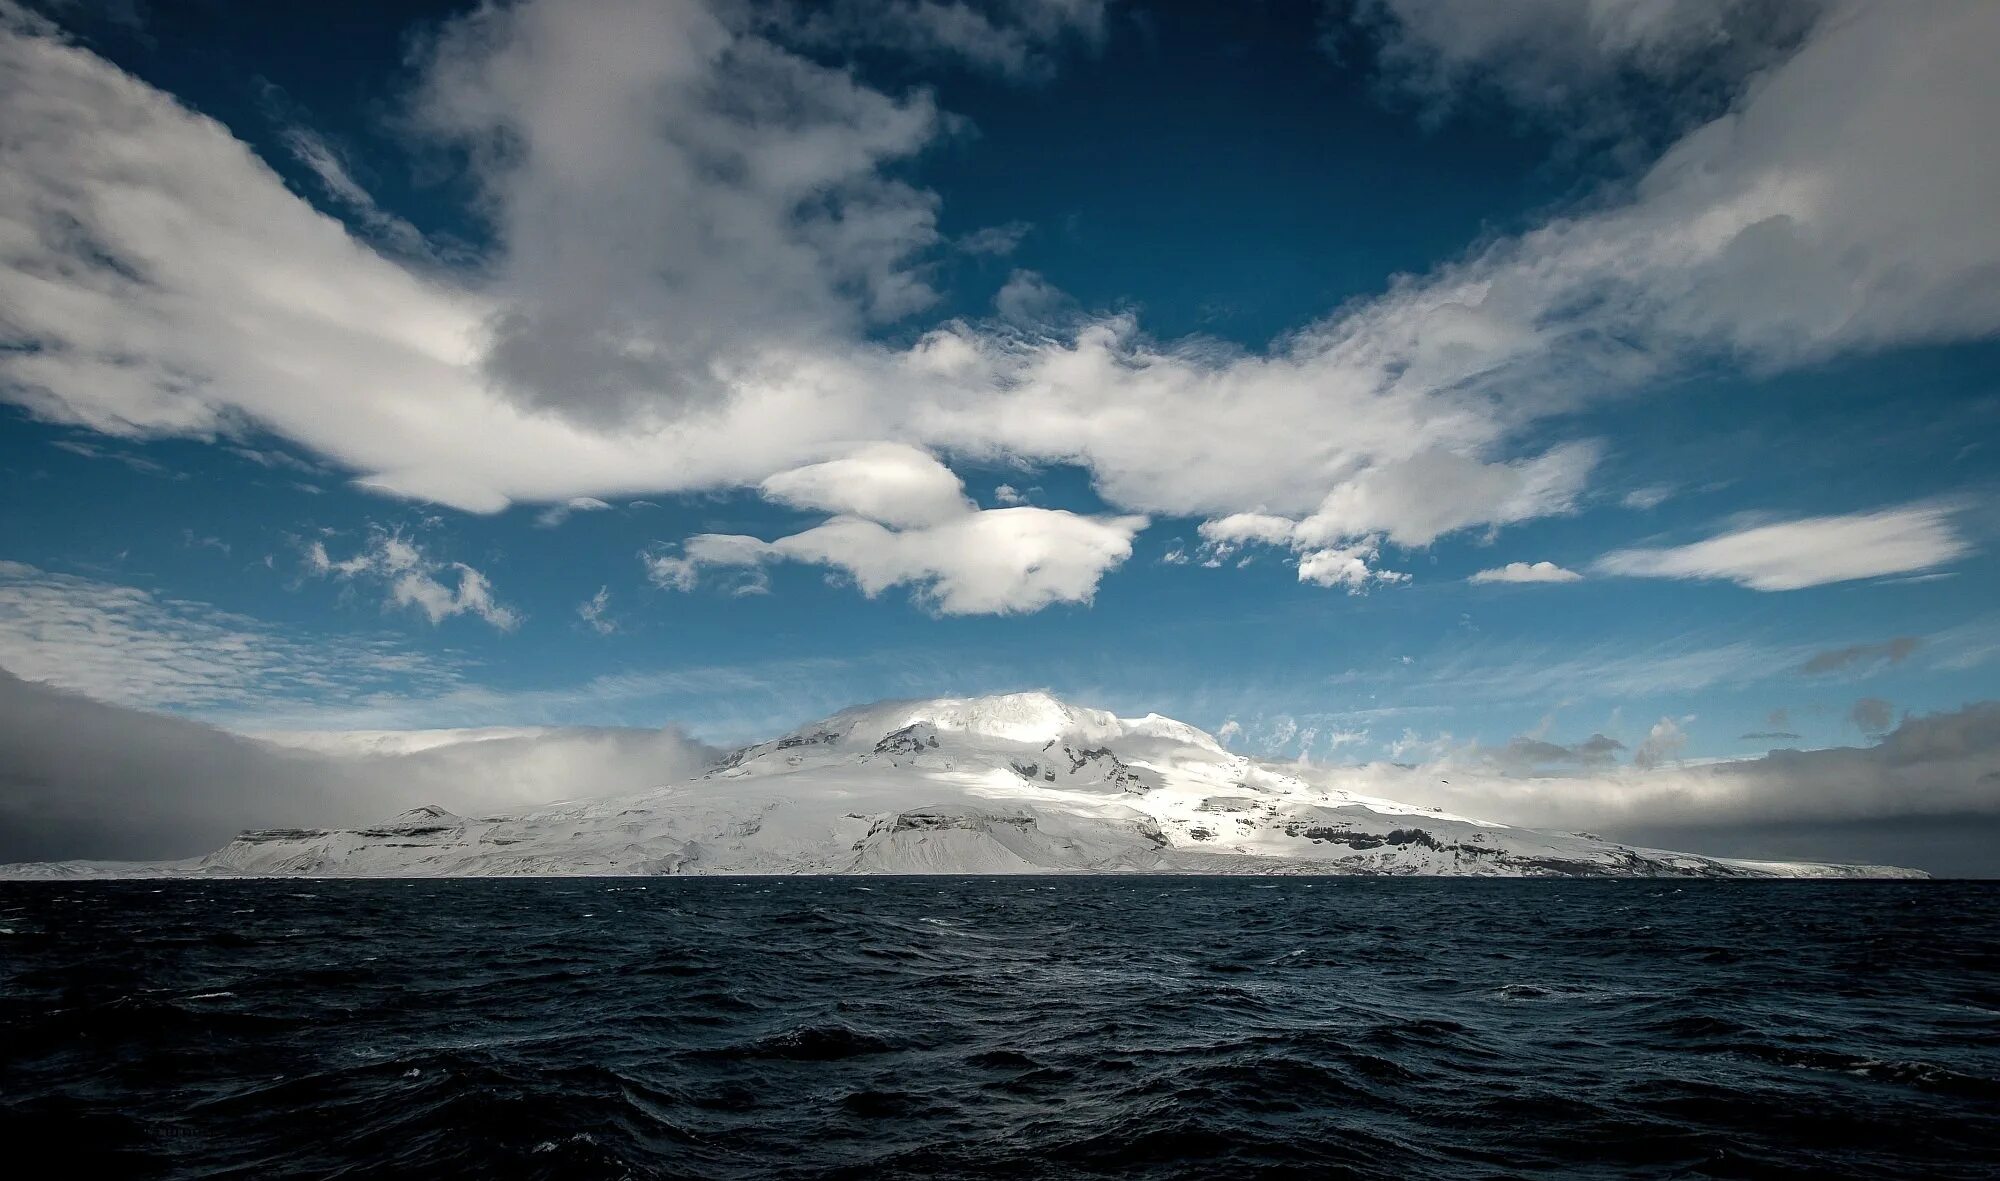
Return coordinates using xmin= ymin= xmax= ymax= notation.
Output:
xmin=1 ymin=693 xmax=1922 ymax=878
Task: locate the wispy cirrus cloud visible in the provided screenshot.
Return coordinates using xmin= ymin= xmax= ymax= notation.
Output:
xmin=1798 ymin=636 xmax=1921 ymax=677
xmin=0 ymin=561 xmax=466 ymax=715
xmin=1595 ymin=505 xmax=1971 ymax=591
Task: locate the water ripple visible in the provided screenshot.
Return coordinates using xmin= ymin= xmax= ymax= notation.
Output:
xmin=1 ymin=878 xmax=1995 ymax=1179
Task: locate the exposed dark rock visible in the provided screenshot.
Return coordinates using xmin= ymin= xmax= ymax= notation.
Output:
xmin=875 ymin=725 xmax=940 ymax=756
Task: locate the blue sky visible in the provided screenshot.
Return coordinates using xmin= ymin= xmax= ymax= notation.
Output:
xmin=2 ymin=0 xmax=1997 ymax=791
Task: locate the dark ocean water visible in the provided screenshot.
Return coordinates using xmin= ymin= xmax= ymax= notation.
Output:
xmin=1 ymin=879 xmax=1996 ymax=1180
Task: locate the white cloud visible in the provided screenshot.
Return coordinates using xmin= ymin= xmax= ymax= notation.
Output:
xmin=307 ymin=531 xmax=522 ymax=630
xmin=651 ymin=444 xmax=1144 ymax=613
xmin=1621 ymin=485 xmax=1673 ymax=510
xmin=1180 ymin=445 xmax=1592 ymax=588
xmin=1294 ymin=443 xmax=1599 ymax=549
xmin=992 ymin=483 xmax=1028 ymax=506
xmin=1199 ymin=513 xmax=1298 ymax=548
xmin=578 ymin=586 xmax=615 ymax=634
xmin=1 ymin=0 xmax=1996 ymax=615
xmin=410 ymin=0 xmax=947 ymax=426
xmin=651 ymin=509 xmax=1145 ymax=615
xmin=276 ymin=124 xmax=431 ymax=257
xmin=1595 ymin=504 xmax=1970 ymax=591
xmin=535 ymin=496 xmax=614 ymax=527
xmin=958 ymin=221 xmax=1032 ymax=256
xmin=1297 ymin=538 xmax=1409 ymax=594
xmin=772 ymin=508 xmax=1145 ymax=613
xmin=1632 ymin=714 xmax=1690 ymax=769
xmin=1470 ymin=560 xmax=1582 ymax=584
xmin=759 ymin=442 xmax=971 ymax=528
xmin=1367 ymin=1 xmax=2000 ymax=369
xmin=991 ymin=268 xmax=1070 ymax=324
xmin=0 ymin=560 xmax=464 ymax=714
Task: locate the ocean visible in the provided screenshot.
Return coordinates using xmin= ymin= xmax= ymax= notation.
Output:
xmin=2 ymin=878 xmax=1995 ymax=1179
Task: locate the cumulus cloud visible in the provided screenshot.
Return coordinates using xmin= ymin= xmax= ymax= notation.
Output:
xmin=759 ymin=442 xmax=972 ymax=528
xmin=647 ymin=444 xmax=1144 ymax=612
xmin=649 ymin=512 xmax=1143 ymax=614
xmin=991 ymin=268 xmax=1071 ymax=324
xmin=1470 ymin=560 xmax=1582 ymax=584
xmin=1197 ymin=515 xmax=1413 ymax=592
xmin=0 ymin=668 xmax=716 ymax=862
xmin=409 ymin=0 xmax=948 ymax=426
xmin=1632 ymin=715 xmax=1690 ymax=769
xmin=1800 ymin=636 xmax=1921 ymax=677
xmin=307 ymin=531 xmax=521 ymax=631
xmin=751 ymin=508 xmax=1145 ymax=614
xmin=1 ymin=0 xmax=1997 ymax=612
xmin=1296 ymin=538 xmax=1410 ymax=594
xmin=1596 ymin=505 xmax=1971 ymax=591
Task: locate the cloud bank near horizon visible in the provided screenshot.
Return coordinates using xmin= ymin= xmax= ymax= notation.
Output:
xmin=0 ymin=668 xmax=718 ymax=863
xmin=3 ymin=667 xmax=1994 ymax=872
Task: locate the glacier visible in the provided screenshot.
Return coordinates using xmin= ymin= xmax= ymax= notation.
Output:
xmin=0 ymin=692 xmax=1923 ymax=879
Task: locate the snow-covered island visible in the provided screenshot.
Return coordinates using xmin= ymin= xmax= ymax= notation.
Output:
xmin=1 ymin=693 xmax=1922 ymax=879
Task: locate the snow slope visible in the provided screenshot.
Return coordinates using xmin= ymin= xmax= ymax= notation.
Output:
xmin=0 ymin=693 xmax=1923 ymax=879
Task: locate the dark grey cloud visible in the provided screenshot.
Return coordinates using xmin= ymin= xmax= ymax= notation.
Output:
xmin=768 ymin=0 xmax=1105 ymax=80
xmin=1618 ymin=814 xmax=2000 ymax=881
xmin=1697 ymin=702 xmax=2000 ymax=831
xmin=1487 ymin=731 xmax=1624 ymax=773
xmin=1411 ymin=703 xmax=2000 ymax=875
xmin=0 ymin=669 xmax=718 ymax=863
xmin=1799 ymin=636 xmax=1921 ymax=676
xmin=1850 ymin=696 xmax=1896 ymax=736
xmin=1353 ymin=0 xmax=1828 ymax=158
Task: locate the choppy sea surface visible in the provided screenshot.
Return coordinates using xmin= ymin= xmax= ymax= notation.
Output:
xmin=2 ymin=878 xmax=1995 ymax=1180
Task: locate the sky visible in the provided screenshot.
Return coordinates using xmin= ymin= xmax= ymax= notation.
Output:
xmin=2 ymin=0 xmax=1999 ymax=871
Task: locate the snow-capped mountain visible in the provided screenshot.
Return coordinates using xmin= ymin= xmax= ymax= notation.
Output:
xmin=1 ymin=692 xmax=1921 ymax=878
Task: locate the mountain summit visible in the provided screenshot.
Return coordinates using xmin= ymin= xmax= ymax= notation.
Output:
xmin=3 ymin=693 xmax=1921 ymax=879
